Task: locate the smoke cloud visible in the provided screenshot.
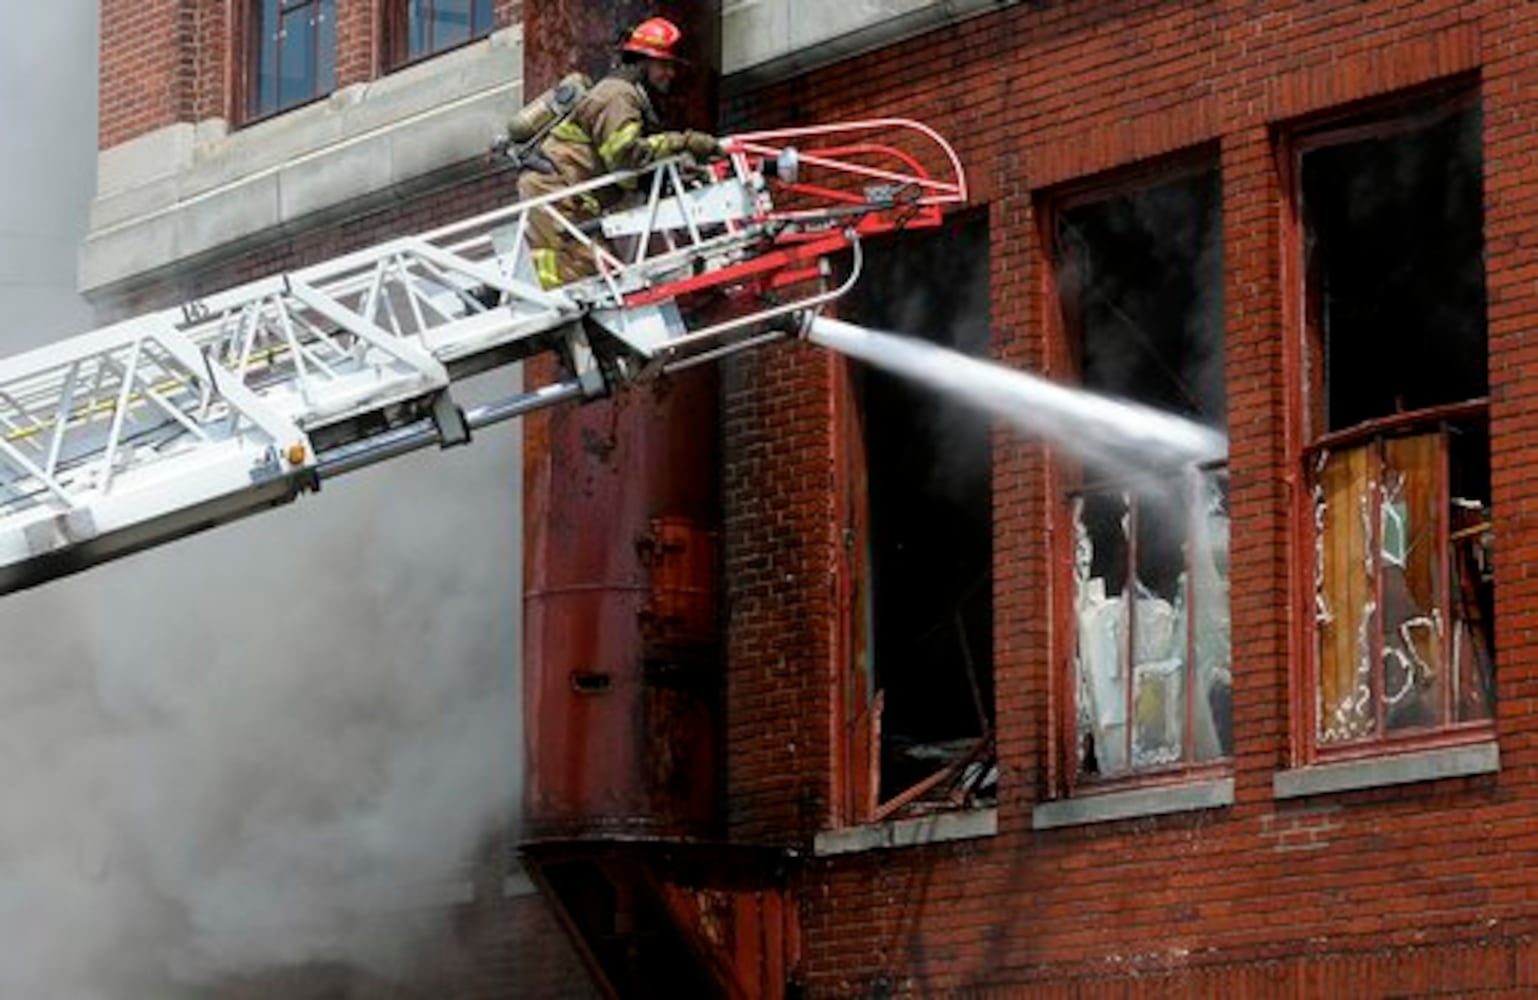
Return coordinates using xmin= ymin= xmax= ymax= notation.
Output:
xmin=0 ymin=432 xmax=522 ymax=998
xmin=0 ymin=9 xmax=525 ymax=995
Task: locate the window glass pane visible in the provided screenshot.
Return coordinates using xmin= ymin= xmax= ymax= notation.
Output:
xmin=278 ymin=4 xmax=314 ymax=110
xmin=248 ymin=0 xmax=332 ymax=119
xmin=403 ymin=0 xmax=491 ymax=62
xmin=316 ymin=0 xmax=336 ymax=95
xmin=408 ymin=1 xmax=429 ymax=60
xmin=432 ymin=0 xmax=474 ymax=51
xmin=252 ymin=0 xmax=280 ymax=117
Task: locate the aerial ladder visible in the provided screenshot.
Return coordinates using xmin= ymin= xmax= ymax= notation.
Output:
xmin=0 ymin=120 xmax=966 ymax=595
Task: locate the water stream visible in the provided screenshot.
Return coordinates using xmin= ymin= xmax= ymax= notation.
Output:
xmin=806 ymin=316 xmax=1228 ymax=471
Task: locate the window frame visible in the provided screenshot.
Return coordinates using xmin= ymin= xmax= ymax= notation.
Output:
xmin=1281 ymin=82 xmax=1495 ymax=767
xmin=1040 ymin=151 xmax=1233 ymax=798
xmin=239 ymin=0 xmax=338 ymax=126
xmin=382 ymin=0 xmax=497 ymax=73
xmin=1059 ymin=465 xmax=1233 ymax=794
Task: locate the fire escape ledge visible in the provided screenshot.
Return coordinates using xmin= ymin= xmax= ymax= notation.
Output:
xmin=1273 ymin=742 xmax=1499 ymax=800
xmin=1032 ymin=777 xmax=1234 ymax=831
xmin=813 ymin=807 xmax=998 ymax=856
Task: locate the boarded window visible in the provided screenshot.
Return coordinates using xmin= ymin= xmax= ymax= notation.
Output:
xmin=1051 ymin=163 xmax=1230 ymax=784
xmin=1297 ymin=90 xmax=1493 ymax=750
xmin=247 ymin=0 xmax=337 ymax=122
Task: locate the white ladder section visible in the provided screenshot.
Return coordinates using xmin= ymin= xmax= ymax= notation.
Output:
xmin=0 ymin=119 xmax=967 ymax=594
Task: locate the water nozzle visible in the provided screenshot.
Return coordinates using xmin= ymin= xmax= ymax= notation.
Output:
xmin=763 ymin=147 xmax=800 ymax=185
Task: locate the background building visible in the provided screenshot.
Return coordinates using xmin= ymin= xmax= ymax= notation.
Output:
xmin=85 ymin=0 xmax=1538 ymax=997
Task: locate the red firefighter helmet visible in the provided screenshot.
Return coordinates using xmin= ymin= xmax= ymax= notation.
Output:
xmin=622 ymin=16 xmax=684 ymax=61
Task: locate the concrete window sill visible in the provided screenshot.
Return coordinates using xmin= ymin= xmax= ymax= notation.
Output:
xmin=1273 ymin=741 xmax=1498 ymax=800
xmin=813 ymin=807 xmax=998 ymax=857
xmin=1032 ymin=777 xmax=1234 ymax=830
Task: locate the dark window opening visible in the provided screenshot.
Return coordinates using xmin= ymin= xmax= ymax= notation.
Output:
xmin=1052 ymin=164 xmax=1231 ymax=784
xmin=1298 ymin=91 xmax=1493 ymax=751
xmin=845 ymin=212 xmax=996 ymax=813
xmin=247 ymin=0 xmax=337 ymax=122
xmin=385 ymin=0 xmax=496 ymax=70
xmin=1301 ymin=95 xmax=1487 ymax=433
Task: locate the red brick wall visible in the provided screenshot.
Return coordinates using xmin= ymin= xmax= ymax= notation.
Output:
xmin=99 ymin=0 xmax=525 ymax=149
xmin=99 ymin=0 xmax=193 ymax=149
xmin=725 ymin=1 xmax=1538 ymax=994
xmin=721 ymin=342 xmax=842 ymax=843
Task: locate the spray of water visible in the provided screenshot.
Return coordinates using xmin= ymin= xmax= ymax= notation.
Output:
xmin=806 ymin=317 xmax=1227 ymax=470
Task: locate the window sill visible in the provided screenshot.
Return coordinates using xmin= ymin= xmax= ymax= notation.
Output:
xmin=813 ymin=807 xmax=997 ymax=857
xmin=1273 ymin=741 xmax=1498 ymax=800
xmin=1032 ymin=777 xmax=1234 ymax=830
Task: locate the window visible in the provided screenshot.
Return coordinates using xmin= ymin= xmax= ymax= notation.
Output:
xmin=247 ymin=0 xmax=336 ymax=121
xmin=385 ymin=0 xmax=496 ymax=69
xmin=1293 ymin=89 xmax=1493 ymax=757
xmin=1049 ymin=161 xmax=1230 ymax=788
xmin=837 ymin=212 xmax=996 ymax=823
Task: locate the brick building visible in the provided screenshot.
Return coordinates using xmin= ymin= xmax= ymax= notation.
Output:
xmin=89 ymin=0 xmax=1538 ymax=997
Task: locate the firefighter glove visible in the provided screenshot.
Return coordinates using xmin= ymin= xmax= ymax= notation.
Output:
xmin=682 ymin=130 xmax=724 ymax=159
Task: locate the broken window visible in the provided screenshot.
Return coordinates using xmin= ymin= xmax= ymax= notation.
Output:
xmin=840 ymin=212 xmax=996 ymax=819
xmin=1051 ymin=161 xmax=1231 ymax=784
xmin=1297 ymin=89 xmax=1494 ymax=750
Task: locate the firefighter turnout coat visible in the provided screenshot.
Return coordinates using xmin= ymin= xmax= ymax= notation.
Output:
xmin=514 ymin=67 xmax=717 ymax=289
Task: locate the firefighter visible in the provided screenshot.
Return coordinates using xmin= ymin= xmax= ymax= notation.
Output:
xmin=514 ymin=16 xmax=723 ymax=289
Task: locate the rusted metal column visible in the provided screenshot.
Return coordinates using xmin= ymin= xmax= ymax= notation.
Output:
xmin=521 ymin=0 xmax=722 ymax=841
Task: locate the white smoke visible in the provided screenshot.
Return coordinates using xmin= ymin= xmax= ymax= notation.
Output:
xmin=0 ymin=433 xmax=522 ymax=999
xmin=0 ymin=6 xmax=526 ymax=997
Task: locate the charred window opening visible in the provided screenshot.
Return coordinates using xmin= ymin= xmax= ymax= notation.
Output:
xmin=846 ymin=212 xmax=995 ymax=812
xmin=1298 ymin=91 xmax=1493 ymax=749
xmin=1302 ymin=95 xmax=1487 ymax=433
xmin=1052 ymin=164 xmax=1231 ymax=783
